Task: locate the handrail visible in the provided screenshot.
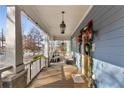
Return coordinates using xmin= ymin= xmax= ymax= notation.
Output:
xmin=24 ymin=56 xmax=45 ymax=65
xmin=0 ymin=65 xmax=13 ymax=73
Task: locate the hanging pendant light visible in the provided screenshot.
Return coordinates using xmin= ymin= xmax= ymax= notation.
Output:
xmin=60 ymin=11 xmax=66 ymax=34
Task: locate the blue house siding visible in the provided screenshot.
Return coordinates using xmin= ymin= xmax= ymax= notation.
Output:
xmin=71 ymin=5 xmax=124 ymax=87
xmin=93 ymin=58 xmax=124 ymax=88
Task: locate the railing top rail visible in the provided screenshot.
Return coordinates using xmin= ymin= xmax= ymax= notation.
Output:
xmin=0 ymin=65 xmax=13 ymax=73
xmin=24 ymin=57 xmax=45 ymax=65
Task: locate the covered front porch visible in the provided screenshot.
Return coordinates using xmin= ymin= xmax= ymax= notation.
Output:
xmin=1 ymin=5 xmax=124 ymax=88
xmin=0 ymin=5 xmax=91 ymax=88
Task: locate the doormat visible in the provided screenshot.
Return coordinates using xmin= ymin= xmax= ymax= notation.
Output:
xmin=72 ymin=74 xmax=85 ymax=83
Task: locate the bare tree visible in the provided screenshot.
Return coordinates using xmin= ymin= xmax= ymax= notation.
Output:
xmin=23 ymin=27 xmax=43 ymax=55
xmin=29 ymin=28 xmax=43 ymax=46
xmin=0 ymin=29 xmax=5 ymax=54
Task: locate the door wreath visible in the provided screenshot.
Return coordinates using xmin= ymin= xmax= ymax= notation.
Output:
xmin=76 ymin=19 xmax=95 ymax=87
xmin=84 ymin=42 xmax=91 ymax=55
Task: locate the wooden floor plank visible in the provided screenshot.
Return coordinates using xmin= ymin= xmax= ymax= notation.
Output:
xmin=28 ymin=62 xmax=88 ymax=88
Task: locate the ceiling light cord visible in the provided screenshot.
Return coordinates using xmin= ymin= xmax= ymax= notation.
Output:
xmin=62 ymin=11 xmax=65 ymax=21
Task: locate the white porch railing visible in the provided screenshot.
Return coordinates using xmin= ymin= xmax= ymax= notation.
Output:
xmin=24 ymin=57 xmax=47 ymax=84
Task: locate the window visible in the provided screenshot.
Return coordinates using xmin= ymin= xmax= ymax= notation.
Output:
xmin=0 ymin=6 xmax=6 ymax=63
xmin=21 ymin=13 xmax=48 ymax=63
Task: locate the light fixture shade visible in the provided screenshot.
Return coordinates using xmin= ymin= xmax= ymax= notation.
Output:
xmin=60 ymin=11 xmax=66 ymax=34
xmin=60 ymin=21 xmax=66 ymax=34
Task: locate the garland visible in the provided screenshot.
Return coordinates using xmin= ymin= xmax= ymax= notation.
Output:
xmin=77 ymin=20 xmax=93 ymax=53
xmin=77 ymin=19 xmax=95 ymax=87
xmin=84 ymin=20 xmax=93 ymax=78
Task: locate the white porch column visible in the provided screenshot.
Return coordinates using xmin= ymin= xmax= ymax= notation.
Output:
xmin=6 ymin=6 xmax=24 ymax=73
xmin=66 ymin=40 xmax=71 ymax=53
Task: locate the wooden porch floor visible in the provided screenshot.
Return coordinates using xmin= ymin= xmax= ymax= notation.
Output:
xmin=28 ymin=62 xmax=88 ymax=88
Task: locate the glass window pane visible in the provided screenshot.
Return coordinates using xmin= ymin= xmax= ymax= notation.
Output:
xmin=0 ymin=5 xmax=6 ymax=63
xmin=21 ymin=13 xmax=48 ymax=63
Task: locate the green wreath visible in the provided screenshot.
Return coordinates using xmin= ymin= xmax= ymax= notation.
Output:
xmin=84 ymin=42 xmax=91 ymax=55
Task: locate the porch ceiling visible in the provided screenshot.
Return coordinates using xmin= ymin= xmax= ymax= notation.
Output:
xmin=18 ymin=5 xmax=90 ymax=40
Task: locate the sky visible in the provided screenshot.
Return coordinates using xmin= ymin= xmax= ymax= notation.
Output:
xmin=0 ymin=5 xmax=6 ymax=34
xmin=21 ymin=14 xmax=45 ymax=36
xmin=21 ymin=15 xmax=35 ymax=35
